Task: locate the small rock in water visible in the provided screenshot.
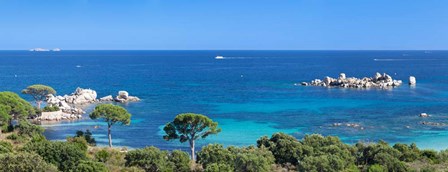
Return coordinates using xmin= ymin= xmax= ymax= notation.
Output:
xmin=409 ymin=76 xmax=416 ymax=86
xmin=419 ymin=113 xmax=429 ymax=118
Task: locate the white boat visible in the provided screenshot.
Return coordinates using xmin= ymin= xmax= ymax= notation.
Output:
xmin=215 ymin=56 xmax=224 ymax=59
xmin=52 ymin=48 xmax=61 ymax=51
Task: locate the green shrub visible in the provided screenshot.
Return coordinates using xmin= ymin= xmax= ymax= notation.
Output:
xmin=22 ymin=141 xmax=87 ymax=171
xmin=125 ymin=146 xmax=174 ymax=172
xmin=169 ymin=150 xmax=191 ymax=172
xmin=95 ymin=149 xmax=111 ymax=163
xmin=234 ymin=146 xmax=275 ymax=172
xmin=204 ymin=163 xmax=233 ymax=172
xmin=42 ymin=106 xmax=60 ymax=112
xmin=393 ymin=143 xmax=420 ymax=162
xmin=16 ymin=120 xmax=44 ymax=137
xmin=73 ymin=160 xmax=108 ymax=172
xmin=6 ymin=133 xmax=19 ymax=140
xmin=197 ymin=144 xmax=236 ymax=169
xmin=421 ymin=150 xmax=438 ymax=162
xmin=368 ymin=164 xmax=387 ymax=172
xmin=0 ymin=141 xmax=13 ymax=154
xmin=0 ymin=152 xmax=58 ymax=172
xmin=257 ymin=133 xmax=304 ymax=165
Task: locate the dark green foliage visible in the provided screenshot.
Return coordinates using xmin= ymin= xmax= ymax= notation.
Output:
xmin=125 ymin=146 xmax=174 ymax=172
xmin=234 ymin=146 xmax=275 ymax=172
xmin=356 ymin=141 xmax=408 ymax=172
xmin=0 ymin=152 xmax=58 ymax=172
xmin=421 ymin=150 xmax=438 ymax=162
xmin=74 ymin=160 xmax=108 ymax=172
xmin=197 ymin=144 xmax=236 ymax=169
xmin=67 ymin=136 xmax=89 ymax=152
xmin=197 ymin=144 xmax=275 ymax=172
xmin=21 ymin=84 xmax=56 ymax=109
xmin=42 ymin=106 xmax=60 ymax=112
xmin=257 ymin=133 xmax=304 ymax=165
xmin=95 ymin=149 xmax=111 ymax=163
xmin=16 ymin=120 xmax=45 ymax=137
xmin=368 ymin=164 xmax=387 ymax=172
xmin=90 ymin=104 xmax=131 ymax=147
xmin=0 ymin=91 xmax=35 ymax=120
xmin=393 ymin=143 xmax=421 ymax=162
xmin=22 ymin=141 xmax=87 ymax=171
xmin=259 ymin=133 xmax=356 ymax=171
xmin=163 ymin=113 xmax=221 ymax=160
xmin=204 ymin=163 xmax=233 ymax=172
xmin=71 ymin=130 xmax=96 ymax=146
xmin=169 ymin=150 xmax=191 ymax=172
xmin=0 ymin=141 xmax=12 ymax=154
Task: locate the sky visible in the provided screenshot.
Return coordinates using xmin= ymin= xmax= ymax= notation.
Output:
xmin=1 ymin=0 xmax=447 ymax=50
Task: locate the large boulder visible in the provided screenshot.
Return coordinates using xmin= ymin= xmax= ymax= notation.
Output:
xmin=65 ymin=88 xmax=97 ymax=104
xmin=114 ymin=91 xmax=140 ymax=103
xmin=99 ymin=95 xmax=114 ymax=101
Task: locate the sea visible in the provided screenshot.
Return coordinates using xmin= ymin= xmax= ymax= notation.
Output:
xmin=0 ymin=50 xmax=447 ymax=151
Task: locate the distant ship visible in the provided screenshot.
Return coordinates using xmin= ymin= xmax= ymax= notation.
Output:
xmin=52 ymin=48 xmax=61 ymax=52
xmin=215 ymin=56 xmax=224 ymax=60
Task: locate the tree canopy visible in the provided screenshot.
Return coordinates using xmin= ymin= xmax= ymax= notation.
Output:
xmin=163 ymin=113 xmax=221 ymax=160
xmin=21 ymin=84 xmax=56 ymax=109
xmin=90 ymin=104 xmax=131 ymax=147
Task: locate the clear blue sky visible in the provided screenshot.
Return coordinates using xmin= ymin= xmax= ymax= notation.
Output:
xmin=1 ymin=0 xmax=447 ymax=50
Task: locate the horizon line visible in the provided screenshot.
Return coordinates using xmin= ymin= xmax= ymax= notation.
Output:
xmin=0 ymin=49 xmax=447 ymax=51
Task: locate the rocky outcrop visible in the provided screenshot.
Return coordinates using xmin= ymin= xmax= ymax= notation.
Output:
xmin=64 ymin=87 xmax=97 ymax=104
xmin=99 ymin=95 xmax=114 ymax=101
xmin=46 ymin=94 xmax=85 ymax=115
xmin=409 ymin=76 xmax=416 ymax=86
xmin=114 ymin=91 xmax=140 ymax=103
xmin=45 ymin=88 xmax=140 ymax=121
xmin=37 ymin=110 xmax=82 ymax=121
xmin=301 ymin=72 xmax=403 ymax=89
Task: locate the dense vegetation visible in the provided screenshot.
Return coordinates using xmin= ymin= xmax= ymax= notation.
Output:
xmin=1 ymin=90 xmax=448 ymax=171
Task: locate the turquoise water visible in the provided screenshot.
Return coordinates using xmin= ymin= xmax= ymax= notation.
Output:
xmin=0 ymin=50 xmax=447 ymax=150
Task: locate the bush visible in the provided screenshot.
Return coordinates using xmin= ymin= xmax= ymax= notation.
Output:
xmin=169 ymin=150 xmax=191 ymax=172
xmin=421 ymin=150 xmax=438 ymax=162
xmin=393 ymin=143 xmax=420 ymax=162
xmin=234 ymin=146 xmax=275 ymax=172
xmin=16 ymin=120 xmax=45 ymax=137
xmin=368 ymin=164 xmax=387 ymax=172
xmin=197 ymin=144 xmax=236 ymax=169
xmin=204 ymin=163 xmax=233 ymax=172
xmin=125 ymin=146 xmax=174 ymax=172
xmin=0 ymin=152 xmax=58 ymax=172
xmin=257 ymin=133 xmax=304 ymax=165
xmin=95 ymin=149 xmax=111 ymax=163
xmin=22 ymin=141 xmax=87 ymax=171
xmin=42 ymin=106 xmax=60 ymax=112
xmin=0 ymin=141 xmax=13 ymax=154
xmin=73 ymin=160 xmax=108 ymax=172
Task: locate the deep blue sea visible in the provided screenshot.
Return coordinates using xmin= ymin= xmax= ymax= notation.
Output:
xmin=1 ymin=50 xmax=448 ymax=151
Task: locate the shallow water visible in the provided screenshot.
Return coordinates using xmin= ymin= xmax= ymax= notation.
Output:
xmin=0 ymin=50 xmax=447 ymax=150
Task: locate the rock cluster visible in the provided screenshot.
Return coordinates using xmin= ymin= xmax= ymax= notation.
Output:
xmin=301 ymin=72 xmax=403 ymax=89
xmin=99 ymin=91 xmax=141 ymax=103
xmin=46 ymin=88 xmax=141 ymax=117
xmin=37 ymin=110 xmax=82 ymax=121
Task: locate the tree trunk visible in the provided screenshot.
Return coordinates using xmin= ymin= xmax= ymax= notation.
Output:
xmin=189 ymin=139 xmax=195 ymax=160
xmin=36 ymin=101 xmax=42 ymax=109
xmin=108 ymin=125 xmax=112 ymax=147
